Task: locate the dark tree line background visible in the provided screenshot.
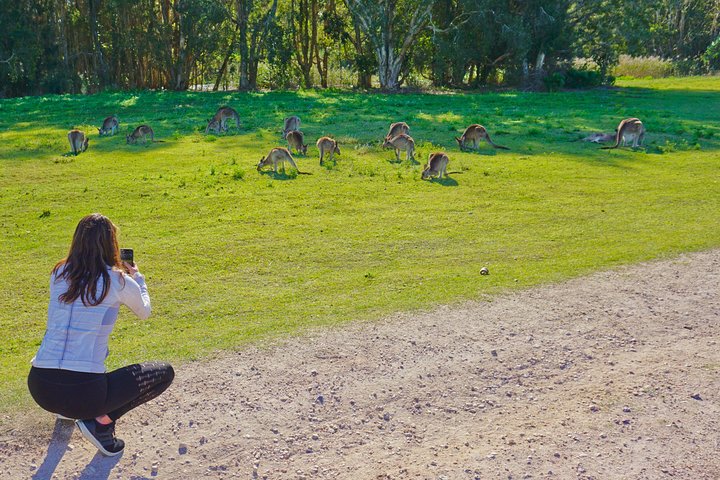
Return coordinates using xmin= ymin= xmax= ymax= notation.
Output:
xmin=1 ymin=0 xmax=719 ymax=97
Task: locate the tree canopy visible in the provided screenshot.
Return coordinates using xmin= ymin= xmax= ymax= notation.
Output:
xmin=1 ymin=0 xmax=718 ymax=97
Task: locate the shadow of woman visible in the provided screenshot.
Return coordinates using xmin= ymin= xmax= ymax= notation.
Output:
xmin=77 ymin=450 xmax=123 ymax=479
xmin=32 ymin=419 xmax=73 ymax=479
xmin=32 ymin=419 xmax=123 ymax=480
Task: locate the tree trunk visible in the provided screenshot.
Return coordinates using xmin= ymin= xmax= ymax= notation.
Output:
xmin=236 ymin=0 xmax=278 ymax=90
xmin=88 ymin=0 xmax=109 ymax=88
xmin=213 ymin=33 xmax=237 ymax=91
xmin=238 ymin=0 xmax=251 ymax=89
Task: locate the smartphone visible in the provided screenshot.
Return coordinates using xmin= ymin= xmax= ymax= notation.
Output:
xmin=120 ymin=248 xmax=134 ymax=264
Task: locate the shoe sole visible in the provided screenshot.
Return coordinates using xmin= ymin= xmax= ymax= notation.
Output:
xmin=56 ymin=414 xmax=75 ymax=421
xmin=75 ymin=420 xmax=124 ymax=457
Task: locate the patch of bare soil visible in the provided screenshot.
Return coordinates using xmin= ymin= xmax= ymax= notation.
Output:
xmin=1 ymin=250 xmax=719 ymax=480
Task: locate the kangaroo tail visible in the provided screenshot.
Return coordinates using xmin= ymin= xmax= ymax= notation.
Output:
xmin=446 ymin=171 xmax=465 ymax=174
xmin=297 ymin=171 xmax=313 ymax=175
xmin=486 ymin=135 xmax=510 ymax=150
xmin=600 ymin=136 xmax=621 ymax=149
xmin=153 ymin=139 xmax=166 ymax=143
xmin=601 ymin=128 xmax=623 ymax=149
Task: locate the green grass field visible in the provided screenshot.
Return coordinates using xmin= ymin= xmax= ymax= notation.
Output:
xmin=1 ymin=77 xmax=719 ymax=414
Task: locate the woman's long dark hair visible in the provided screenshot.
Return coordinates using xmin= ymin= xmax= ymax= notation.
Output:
xmin=53 ymin=213 xmax=122 ymax=306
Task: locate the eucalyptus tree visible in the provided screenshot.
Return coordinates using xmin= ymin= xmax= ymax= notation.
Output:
xmin=234 ymin=0 xmax=279 ymax=89
xmin=344 ymin=0 xmax=433 ymax=90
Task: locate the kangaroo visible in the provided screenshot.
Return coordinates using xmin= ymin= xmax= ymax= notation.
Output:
xmin=126 ymin=125 xmax=155 ymax=144
xmin=257 ymin=147 xmax=312 ymax=175
xmin=383 ymin=134 xmax=415 ymax=162
xmin=282 ymin=116 xmax=301 ymax=138
xmin=582 ymin=132 xmax=615 ymax=144
xmin=67 ymin=130 xmax=89 ymax=155
xmin=601 ymin=118 xmax=645 ymax=149
xmin=385 ymin=122 xmax=409 ymax=141
xmin=98 ymin=116 xmax=119 ymax=136
xmin=206 ymin=106 xmax=240 ymax=134
xmin=455 ymin=124 xmax=509 ymax=151
xmin=421 ymin=152 xmax=450 ymax=180
xmin=316 ymin=136 xmax=340 ymax=165
xmin=286 ymin=130 xmax=308 ymax=155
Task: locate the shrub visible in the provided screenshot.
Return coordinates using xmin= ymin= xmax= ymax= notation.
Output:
xmin=613 ymin=55 xmax=674 ymax=79
xmin=564 ymin=68 xmax=606 ymax=88
xmin=671 ymin=56 xmax=706 ymax=76
xmin=543 ymin=72 xmax=565 ymax=92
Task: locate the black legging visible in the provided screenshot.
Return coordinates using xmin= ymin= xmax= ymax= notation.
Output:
xmin=28 ymin=362 xmax=174 ymax=421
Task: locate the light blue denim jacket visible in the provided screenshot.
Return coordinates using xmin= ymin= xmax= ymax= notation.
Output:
xmin=32 ymin=268 xmax=151 ymax=373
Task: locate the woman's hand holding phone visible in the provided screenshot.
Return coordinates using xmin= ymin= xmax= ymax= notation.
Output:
xmin=123 ymin=261 xmax=139 ymax=277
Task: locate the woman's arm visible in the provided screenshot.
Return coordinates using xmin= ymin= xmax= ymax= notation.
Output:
xmin=117 ymin=270 xmax=152 ymax=320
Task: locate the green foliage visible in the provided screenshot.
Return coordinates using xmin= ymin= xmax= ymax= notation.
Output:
xmin=563 ymin=68 xmax=607 ymax=89
xmin=1 ymin=80 xmax=720 ymax=412
xmin=702 ymin=36 xmax=720 ymax=72
xmin=543 ymin=72 xmax=565 ymax=92
xmin=3 ymin=0 xmax=720 ymax=96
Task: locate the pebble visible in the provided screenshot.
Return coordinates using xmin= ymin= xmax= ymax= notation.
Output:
xmin=179 ymin=443 xmax=188 ymax=455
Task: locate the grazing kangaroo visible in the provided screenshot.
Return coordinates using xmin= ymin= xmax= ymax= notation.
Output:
xmin=582 ymin=132 xmax=615 ymax=144
xmin=383 ymin=134 xmax=415 ymax=162
xmin=316 ymin=136 xmax=340 ymax=165
xmin=126 ymin=125 xmax=155 ymax=144
xmin=67 ymin=130 xmax=89 ymax=155
xmin=282 ymin=116 xmax=301 ymax=138
xmin=286 ymin=130 xmax=308 ymax=155
xmin=455 ymin=124 xmax=509 ymax=151
xmin=422 ymin=152 xmax=450 ymax=180
xmin=206 ymin=106 xmax=240 ymax=134
xmin=257 ymin=147 xmax=312 ymax=175
xmin=385 ymin=122 xmax=410 ymax=140
xmin=601 ymin=118 xmax=645 ymax=149
xmin=98 ymin=116 xmax=119 ymax=136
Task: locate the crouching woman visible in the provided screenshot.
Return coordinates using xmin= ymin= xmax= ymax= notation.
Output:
xmin=28 ymin=213 xmax=174 ymax=456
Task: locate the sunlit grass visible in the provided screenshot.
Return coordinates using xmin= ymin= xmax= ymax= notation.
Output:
xmin=1 ymin=78 xmax=719 ymax=413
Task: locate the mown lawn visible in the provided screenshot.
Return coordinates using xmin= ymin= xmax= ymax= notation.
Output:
xmin=1 ymin=77 xmax=719 ymax=414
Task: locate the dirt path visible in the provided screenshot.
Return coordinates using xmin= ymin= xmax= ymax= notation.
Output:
xmin=2 ymin=250 xmax=719 ymax=480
